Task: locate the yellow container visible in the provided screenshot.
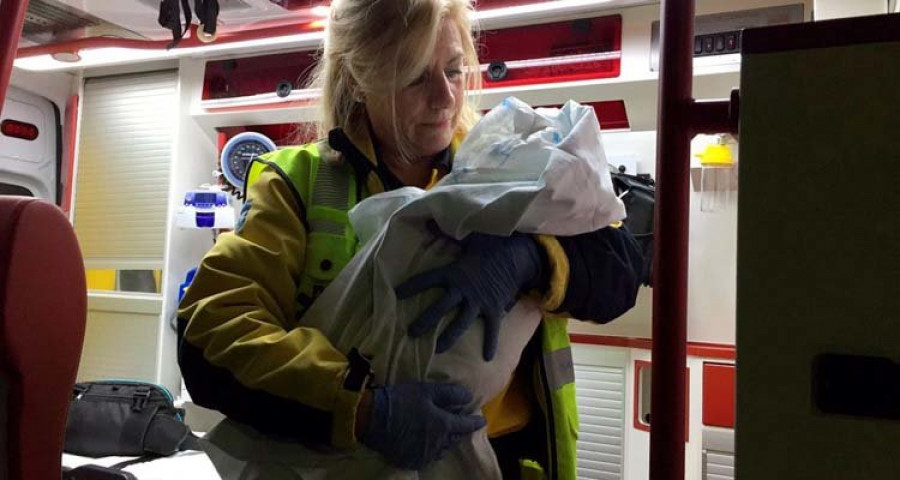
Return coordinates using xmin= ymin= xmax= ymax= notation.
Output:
xmin=696 ymin=143 xmax=734 ymax=166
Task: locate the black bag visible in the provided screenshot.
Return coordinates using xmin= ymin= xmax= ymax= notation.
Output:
xmin=65 ymin=380 xmax=200 ymax=458
xmin=611 ymin=171 xmax=655 ymax=286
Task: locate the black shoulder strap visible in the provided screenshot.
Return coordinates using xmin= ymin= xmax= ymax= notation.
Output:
xmin=110 ymin=413 xmax=203 ymax=470
xmin=157 ymin=0 xmax=193 ymax=49
xmin=143 ymin=413 xmax=202 ymax=456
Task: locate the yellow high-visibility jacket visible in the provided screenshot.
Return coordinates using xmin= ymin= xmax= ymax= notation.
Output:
xmin=178 ymin=125 xmax=644 ymax=479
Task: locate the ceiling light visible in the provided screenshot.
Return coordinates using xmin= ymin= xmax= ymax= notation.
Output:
xmin=474 ymin=0 xmax=615 ymax=21
xmin=50 ymin=51 xmax=82 ymax=63
xmin=311 ymin=5 xmax=330 ymax=17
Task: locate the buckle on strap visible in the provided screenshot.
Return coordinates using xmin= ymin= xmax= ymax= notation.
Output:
xmin=73 ymin=384 xmax=88 ymax=400
xmin=132 ymin=387 xmax=152 ymax=412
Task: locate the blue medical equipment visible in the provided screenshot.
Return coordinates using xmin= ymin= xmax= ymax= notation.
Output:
xmin=176 ymin=190 xmax=235 ymax=229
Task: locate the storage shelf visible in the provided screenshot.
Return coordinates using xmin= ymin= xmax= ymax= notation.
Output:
xmin=477 ymin=64 xmax=739 ymax=131
xmin=192 ymin=101 xmax=320 ymax=131
xmin=191 ymin=64 xmax=739 ymax=133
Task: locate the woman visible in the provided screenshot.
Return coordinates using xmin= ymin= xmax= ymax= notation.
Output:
xmin=178 ymin=0 xmax=645 ymax=478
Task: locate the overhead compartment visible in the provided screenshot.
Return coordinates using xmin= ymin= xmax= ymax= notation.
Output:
xmin=202 ymin=51 xmax=318 ymax=101
xmin=187 ymin=2 xmax=754 ymax=134
xmin=181 ymin=0 xmax=823 ymax=144
xmin=479 ymin=15 xmax=622 ymax=88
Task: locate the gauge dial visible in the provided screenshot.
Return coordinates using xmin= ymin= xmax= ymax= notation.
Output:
xmin=221 ymin=132 xmax=277 ymax=191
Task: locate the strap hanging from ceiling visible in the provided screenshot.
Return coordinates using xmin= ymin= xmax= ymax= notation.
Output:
xmin=157 ymin=0 xmax=220 ymax=48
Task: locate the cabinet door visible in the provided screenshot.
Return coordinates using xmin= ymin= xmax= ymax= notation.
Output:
xmin=736 ymin=16 xmax=900 ymax=480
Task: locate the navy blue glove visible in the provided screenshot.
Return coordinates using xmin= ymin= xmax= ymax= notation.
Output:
xmin=396 ymin=231 xmax=544 ymax=361
xmin=360 ymin=382 xmax=486 ymax=470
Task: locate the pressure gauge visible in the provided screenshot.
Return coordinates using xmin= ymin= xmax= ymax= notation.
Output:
xmin=220 ymin=132 xmax=277 ymax=191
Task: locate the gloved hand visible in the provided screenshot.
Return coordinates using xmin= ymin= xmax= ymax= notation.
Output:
xmin=360 ymin=382 xmax=486 ymax=470
xmin=396 ymin=231 xmax=544 ymax=361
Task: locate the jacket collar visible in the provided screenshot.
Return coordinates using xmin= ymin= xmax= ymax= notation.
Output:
xmin=327 ymin=124 xmax=462 ymax=193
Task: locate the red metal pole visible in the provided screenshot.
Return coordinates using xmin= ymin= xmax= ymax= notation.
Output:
xmin=0 ymin=0 xmax=29 ymax=116
xmin=651 ymin=0 xmax=694 ymax=479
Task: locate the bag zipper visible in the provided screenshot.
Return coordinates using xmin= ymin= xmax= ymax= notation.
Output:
xmin=89 ymin=379 xmax=176 ymax=403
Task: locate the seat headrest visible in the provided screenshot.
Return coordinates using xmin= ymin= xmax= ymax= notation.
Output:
xmin=0 ymin=196 xmax=87 ymax=480
xmin=0 ymin=195 xmax=88 ymax=382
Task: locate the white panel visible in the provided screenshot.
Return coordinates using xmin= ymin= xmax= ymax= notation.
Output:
xmin=575 ymin=364 xmax=625 ymax=480
xmin=813 ymin=0 xmax=887 ymax=20
xmin=158 ymin=57 xmax=217 ymax=395
xmin=704 ymin=451 xmax=735 ymax=480
xmin=685 ymin=134 xmax=738 ymax=345
xmin=0 ymin=87 xmax=58 ymax=201
xmin=10 ymin=67 xmax=75 ymax=120
xmin=73 ymin=70 xmax=177 ymax=270
xmin=78 ymin=293 xmax=163 ymax=383
xmin=567 ymin=132 xmax=739 ymax=345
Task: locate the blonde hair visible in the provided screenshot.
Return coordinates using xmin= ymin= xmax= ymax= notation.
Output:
xmin=308 ymin=0 xmax=481 ymax=162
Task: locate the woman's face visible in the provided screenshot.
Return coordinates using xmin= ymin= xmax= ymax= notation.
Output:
xmin=367 ymin=18 xmax=466 ymax=163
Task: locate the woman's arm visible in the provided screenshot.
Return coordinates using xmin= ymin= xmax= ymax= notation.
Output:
xmin=399 ymin=225 xmax=646 ymax=358
xmin=177 ymin=167 xmax=368 ymax=449
xmin=536 ymin=225 xmax=645 ymax=323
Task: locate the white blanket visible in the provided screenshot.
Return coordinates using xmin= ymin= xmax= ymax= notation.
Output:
xmin=203 ymin=98 xmax=625 ymax=480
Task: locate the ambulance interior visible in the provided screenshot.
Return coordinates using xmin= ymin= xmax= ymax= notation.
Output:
xmin=1 ymin=0 xmax=899 ymax=479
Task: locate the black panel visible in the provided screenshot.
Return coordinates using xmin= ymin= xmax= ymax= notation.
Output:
xmin=743 ymin=13 xmax=900 ymax=54
xmin=813 ymin=353 xmax=900 ymax=420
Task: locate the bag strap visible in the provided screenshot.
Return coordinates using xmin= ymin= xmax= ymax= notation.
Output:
xmin=119 ymin=403 xmax=160 ymax=451
xmin=65 ymin=429 xmax=202 ymax=479
xmin=109 ymin=415 xmax=203 ymax=470
xmin=144 ymin=413 xmax=202 ymax=455
xmin=157 ymin=0 xmax=193 ymax=49
xmin=64 ymin=464 xmax=138 ymax=480
xmin=113 ymin=404 xmax=202 ymax=469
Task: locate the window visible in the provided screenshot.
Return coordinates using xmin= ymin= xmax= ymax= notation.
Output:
xmin=0 ymin=183 xmax=34 ymax=196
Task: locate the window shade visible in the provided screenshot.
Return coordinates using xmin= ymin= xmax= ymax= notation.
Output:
xmin=73 ymin=71 xmax=177 ymax=270
xmin=574 ymin=364 xmax=626 ymax=480
xmin=704 ymin=451 xmax=735 ymax=480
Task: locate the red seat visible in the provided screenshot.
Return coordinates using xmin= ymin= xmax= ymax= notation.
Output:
xmin=0 ymin=196 xmax=86 ymax=480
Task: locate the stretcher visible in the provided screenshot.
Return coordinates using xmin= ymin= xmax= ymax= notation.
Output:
xmin=63 ymin=451 xmax=220 ymax=480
